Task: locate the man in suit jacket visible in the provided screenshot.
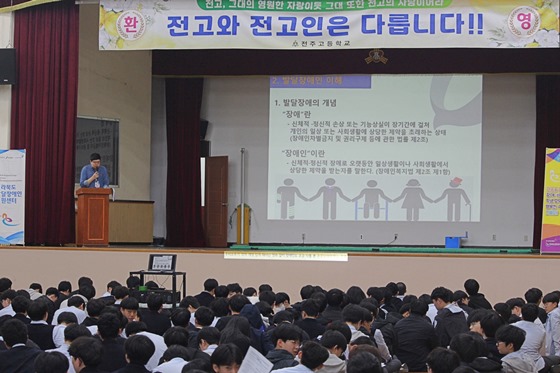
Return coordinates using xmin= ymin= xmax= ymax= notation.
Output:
xmin=140 ymin=294 xmax=171 ymax=336
xmin=0 ymin=318 xmax=42 ymax=372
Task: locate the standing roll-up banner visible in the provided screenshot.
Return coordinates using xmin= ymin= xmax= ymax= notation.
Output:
xmin=0 ymin=150 xmax=25 ymax=245
xmin=541 ymin=148 xmax=560 ymax=253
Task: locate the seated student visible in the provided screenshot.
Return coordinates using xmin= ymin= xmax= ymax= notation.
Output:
xmin=198 ymin=326 xmax=220 ymax=356
xmin=347 ymin=351 xmax=383 ymax=373
xmin=195 ymin=279 xmax=219 ymax=307
xmin=0 ymin=318 xmax=42 ymax=372
xmin=448 ymin=332 xmax=502 ymax=373
xmin=82 ymin=298 xmax=105 ymax=327
xmin=47 ymin=323 xmax=93 ymax=373
xmin=34 ymin=350 xmax=69 ymax=373
xmin=125 ymin=321 xmax=167 ymax=372
xmin=121 ymin=297 xmax=141 ymax=323
xmin=11 ymin=295 xmax=31 ymax=325
xmin=426 ymin=347 xmax=461 ymax=373
xmin=0 ymin=289 xmax=17 ymax=317
xmin=525 ymin=288 xmax=548 ymax=325
xmin=512 ymin=303 xmax=557 ymax=373
xmin=496 ymin=324 xmax=538 ymax=373
xmin=506 ymin=298 xmax=526 ymax=324
xmin=189 ymin=306 xmax=216 ymax=348
xmin=431 ymin=287 xmax=469 ymax=348
xmin=38 ymin=287 xmax=59 ymax=324
xmin=27 ymin=299 xmax=56 ymax=350
xmin=154 ymin=344 xmax=191 ymax=372
xmin=142 ymin=293 xmax=171 ymax=336
xmin=52 ymin=311 xmax=79 ymax=348
xmin=96 ymin=312 xmax=127 ymax=372
xmin=211 ymin=343 xmax=244 ymax=373
xmin=394 ymin=300 xmax=438 ymax=372
xmin=182 ymin=358 xmax=213 ymax=372
xmin=266 ymin=323 xmax=304 ymax=370
xmin=53 ymin=295 xmax=87 ymax=325
xmin=296 ymin=299 xmax=326 ymax=340
xmin=494 ymin=303 xmax=512 ymax=324
xmin=358 ymin=300 xmax=392 ymax=361
xmin=113 ymin=334 xmax=155 ymax=373
xmin=68 ymin=336 xmax=105 ymax=373
xmin=179 ymin=296 xmax=201 ymax=326
xmin=274 ymin=340 xmax=330 ymax=372
xmin=543 ymin=292 xmax=560 ymax=357
xmin=479 ymin=312 xmax=506 ymax=362
xmin=98 ymin=280 xmax=121 ymax=305
xmin=112 ymin=286 xmax=130 ymax=307
xmin=322 ymin=289 xmax=345 ymax=324
xmin=317 ymin=330 xmax=347 ymax=373
xmin=163 ymin=326 xmax=212 ymax=364
xmin=464 ymin=279 xmax=492 ymax=310
xmin=453 ymin=290 xmax=473 ymax=316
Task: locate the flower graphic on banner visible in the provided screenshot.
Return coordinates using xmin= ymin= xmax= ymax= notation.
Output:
xmin=99 ymin=1 xmax=169 ymax=50
xmin=1 ymin=213 xmax=18 ymax=227
xmin=487 ymin=0 xmax=559 ymax=47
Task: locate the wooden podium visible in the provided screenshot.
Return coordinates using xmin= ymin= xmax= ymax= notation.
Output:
xmin=76 ymin=188 xmax=111 ymax=246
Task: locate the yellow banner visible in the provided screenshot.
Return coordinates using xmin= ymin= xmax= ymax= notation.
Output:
xmin=541 ymin=148 xmax=560 ymax=253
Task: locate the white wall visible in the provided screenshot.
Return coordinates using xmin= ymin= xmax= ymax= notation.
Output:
xmin=179 ymin=75 xmax=536 ymax=247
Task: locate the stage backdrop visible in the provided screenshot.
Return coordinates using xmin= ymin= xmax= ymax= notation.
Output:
xmin=0 ymin=149 xmax=25 ymax=245
xmin=541 ymin=148 xmax=560 ymax=253
xmin=98 ymin=0 xmax=560 ymax=50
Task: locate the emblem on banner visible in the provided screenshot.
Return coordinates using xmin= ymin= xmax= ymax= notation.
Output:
xmin=365 ymin=49 xmax=388 ymax=65
xmin=507 ymin=6 xmax=541 ymax=38
xmin=116 ymin=10 xmax=146 ymax=41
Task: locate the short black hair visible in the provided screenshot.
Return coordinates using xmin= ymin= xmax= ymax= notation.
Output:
xmin=426 ymin=347 xmax=461 ymax=373
xmin=300 ymin=341 xmax=330 ymax=370
xmin=505 ymin=297 xmax=525 ymax=309
xmin=34 ymin=351 xmax=69 ymax=373
xmin=64 ymin=323 xmax=92 ymax=342
xmin=58 ymin=281 xmax=72 ymax=293
xmin=524 ymin=288 xmax=543 ymax=304
xmin=11 ymin=295 xmax=31 ymax=313
xmin=543 ymin=292 xmax=560 ymax=305
xmin=301 ymin=299 xmax=320 ymax=317
xmin=347 ymin=351 xmax=382 ymax=373
xmin=321 ymin=330 xmax=348 ymax=352
xmin=493 ymin=303 xmax=512 ymax=323
xmin=396 ymin=282 xmax=407 ymax=295
xmin=326 ymin=288 xmax=345 ymax=307
xmin=228 ymin=294 xmax=250 ymax=313
xmin=325 ymin=320 xmax=352 ymax=343
xmin=214 ymin=285 xmax=229 ymax=298
xmin=480 ymin=312 xmax=505 ymax=338
xmin=162 ymin=344 xmax=190 ymax=362
xmin=495 ymin=325 xmax=526 ymax=351
xmin=46 ymin=287 xmax=59 ymax=298
xmin=67 ymin=295 xmax=86 ymax=308
xmin=431 ymin=287 xmax=453 ymax=303
xmin=86 ymin=298 xmax=105 ymax=317
xmin=259 ymin=284 xmax=273 ymax=293
xmin=124 ymin=335 xmax=155 ymax=365
xmin=68 ymin=336 xmax=103 ymax=367
xmin=521 ymin=303 xmax=539 ymax=322
xmin=211 ymin=343 xmax=243 ymax=367
xmin=449 ymin=333 xmax=487 ymax=363
xmin=243 ymin=287 xmax=257 ymax=297
xmin=272 ymin=323 xmax=303 ymax=346
xmin=124 ymin=321 xmax=148 ymax=337
xmin=195 ymin=306 xmax=215 ymax=327
xmin=197 ymin=326 xmax=221 ymax=346
xmin=170 ymin=308 xmax=191 ymax=327
xmin=342 ymin=304 xmax=367 ymax=323
xmin=179 ymin=296 xmax=200 ymax=309
xmin=0 ymin=318 xmax=28 ymax=346
xmin=120 ymin=296 xmax=139 ymax=310
xmin=112 ymin=285 xmax=129 ymax=300
xmin=410 ymin=300 xmax=429 ymax=316
xmin=259 ymin=290 xmax=275 ymax=305
xmin=147 ymin=293 xmax=164 ymax=311
xmin=164 ymin=326 xmax=190 ymax=347
xmin=97 ymin=313 xmax=121 ymax=339
xmin=464 ymin=279 xmax=480 ymax=296
xmin=57 ymin=311 xmax=78 ymax=325
xmin=90 ymin=153 xmax=101 ymax=161
xmin=28 ymin=300 xmax=48 ymax=321
xmin=0 ymin=277 xmax=12 ymax=292
xmin=203 ymin=278 xmax=219 ymax=292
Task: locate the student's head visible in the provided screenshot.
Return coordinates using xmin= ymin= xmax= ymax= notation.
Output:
xmin=346 ymin=286 xmax=366 ymax=305
xmin=326 ymin=288 xmax=345 ymax=307
xmin=195 ymin=306 xmax=215 ymax=327
xmin=89 ymin=153 xmax=101 ymax=162
xmin=126 ymin=275 xmax=141 ymax=290
xmin=523 ymin=289 xmax=542 ymax=308
xmin=320 ymin=330 xmax=348 ymax=356
xmin=493 ymin=303 xmax=512 ymax=323
xmin=28 ymin=300 xmax=49 ymax=321
xmin=449 ymin=333 xmax=487 ymax=363
xmin=45 ymin=287 xmax=59 ymax=301
xmin=0 ymin=289 xmax=17 ymax=307
xmin=179 ymin=296 xmax=200 ymax=310
xmin=204 ymin=278 xmax=219 ymax=292
xmin=79 ymin=285 xmax=96 ymax=300
xmin=124 ymin=335 xmax=155 ymax=365
xmin=147 ymin=293 xmax=164 ymax=311
xmin=120 ymin=296 xmax=139 ymax=321
xmin=68 ymin=295 xmax=86 ymax=309
xmin=259 ymin=283 xmax=273 ymax=293
xmin=272 ymin=323 xmax=303 ymax=356
xmin=480 ymin=311 xmax=505 ymax=338
xmin=301 ymin=298 xmax=320 ymax=318
xmin=64 ymin=323 xmax=93 ymax=343
xmin=0 ymin=277 xmax=12 ymax=292
xmin=86 ymin=298 xmax=105 ymax=318
xmin=197 ymin=326 xmax=221 ymax=349
xmin=170 ymin=308 xmax=191 ymax=327
xmin=183 ymin=359 xmax=212 ymax=372
xmin=58 ymin=280 xmax=72 ymax=294
xmin=228 ymin=294 xmax=250 ymax=313
xmin=97 ymin=313 xmax=121 ymax=339
xmin=0 ymin=318 xmax=28 ymax=347
xmin=57 ymin=311 xmax=78 ymax=325
xmin=521 ymin=303 xmax=539 ymax=322
xmin=300 ymin=285 xmax=315 ymax=300
xmin=163 ymin=326 xmax=190 ymax=347
xmin=258 ymin=290 xmax=276 ymax=306
xmin=162 ymin=344 xmax=191 ymax=363
xmin=124 ymin=321 xmax=148 ymax=337
xmin=68 ymin=336 xmax=104 ymax=370
xmin=342 ymin=304 xmax=367 ymax=325
xmin=112 ymin=285 xmax=130 ymax=300
xmin=274 ymin=292 xmax=290 ymax=309
xmin=397 ymin=282 xmax=407 ymax=296
xmin=226 ymin=283 xmax=243 ymax=297
xmin=409 ymin=300 xmax=429 ymax=316
xmin=506 ymin=297 xmax=526 ymax=316
xmin=35 ymin=351 xmax=69 ymax=373
xmin=272 ymin=310 xmax=294 ymax=325
xmin=431 ymin=287 xmax=453 ymax=309
xmin=300 ymin=341 xmax=330 ymax=371
xmin=452 ymin=290 xmax=469 ymax=305
xmin=426 ymin=347 xmax=461 ymax=373
xmin=543 ymin=292 xmax=559 ymax=314
xmin=466 ymin=309 xmax=490 ymax=335
xmin=242 ymin=287 xmax=257 ymax=297
xmin=325 ymin=320 xmax=352 ymax=344
xmin=495 ymin=325 xmax=526 ymax=354
xmin=347 ymin=351 xmax=382 ymax=373
xmin=464 ymin=279 xmax=480 ymax=296
xmin=214 ymin=285 xmax=229 ymax=299
xmin=106 ymin=280 xmax=121 ymax=292
xmin=211 ymin=343 xmax=243 ymax=373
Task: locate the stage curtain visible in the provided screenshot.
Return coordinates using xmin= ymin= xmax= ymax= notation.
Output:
xmin=165 ymin=78 xmax=206 ymax=247
xmin=10 ymin=1 xmax=79 ymax=245
xmin=533 ymin=76 xmax=560 ymax=251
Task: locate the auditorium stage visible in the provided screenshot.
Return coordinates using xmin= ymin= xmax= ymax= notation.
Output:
xmin=0 ymin=244 xmax=556 ymax=306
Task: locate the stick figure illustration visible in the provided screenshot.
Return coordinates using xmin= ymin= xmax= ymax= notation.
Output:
xmin=352 ymin=180 xmax=392 ymax=219
xmin=276 ymin=178 xmax=308 ymax=219
xmin=308 ymin=178 xmax=351 ymax=220
xmin=434 ymin=177 xmax=471 ymax=222
xmin=392 ymin=179 xmax=433 ymax=222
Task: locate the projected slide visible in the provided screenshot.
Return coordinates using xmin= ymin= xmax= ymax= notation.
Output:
xmin=267 ymin=75 xmax=482 ymax=222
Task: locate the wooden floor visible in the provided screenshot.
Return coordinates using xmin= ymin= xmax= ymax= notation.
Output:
xmin=1 ymin=245 xmax=558 ymax=306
